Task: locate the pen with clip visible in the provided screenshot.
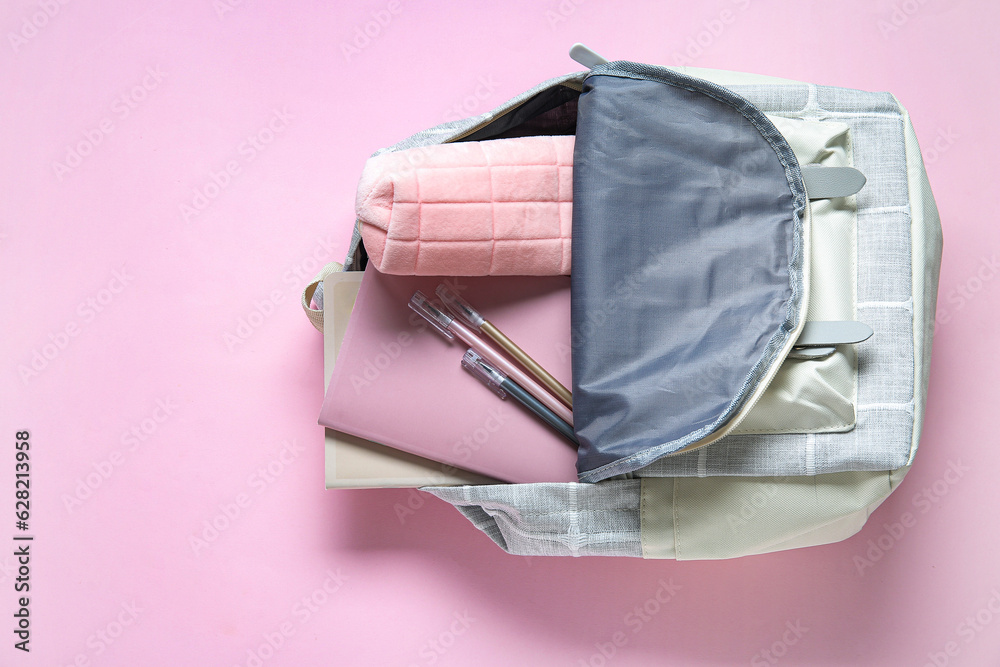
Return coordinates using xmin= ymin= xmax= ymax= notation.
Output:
xmin=408 ymin=291 xmax=574 ymax=426
xmin=436 ymin=283 xmax=573 ymax=408
xmin=462 ymin=349 xmax=577 ymax=445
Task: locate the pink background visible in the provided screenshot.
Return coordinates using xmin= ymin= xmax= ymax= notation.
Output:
xmin=1 ymin=1 xmax=997 ymax=665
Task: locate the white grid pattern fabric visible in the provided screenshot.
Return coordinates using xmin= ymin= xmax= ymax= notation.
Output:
xmin=423 ymin=481 xmax=643 ymax=557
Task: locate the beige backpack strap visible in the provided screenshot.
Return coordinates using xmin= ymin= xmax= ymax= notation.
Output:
xmin=301 ymin=261 xmax=344 ymax=333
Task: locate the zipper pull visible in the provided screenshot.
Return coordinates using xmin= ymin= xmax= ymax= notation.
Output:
xmin=569 ymin=43 xmax=608 ymax=69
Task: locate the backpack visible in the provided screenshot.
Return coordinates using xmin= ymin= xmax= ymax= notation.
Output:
xmin=304 ymin=45 xmax=942 ymax=559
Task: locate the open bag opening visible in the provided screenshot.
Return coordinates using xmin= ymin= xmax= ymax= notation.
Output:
xmin=341 ymin=61 xmax=870 ymax=485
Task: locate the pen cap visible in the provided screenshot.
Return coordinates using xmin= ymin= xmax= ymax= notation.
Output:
xmin=461 ymin=349 xmax=507 ymax=398
xmin=408 ymin=291 xmax=454 ymax=340
xmin=436 ymin=283 xmax=485 ymax=331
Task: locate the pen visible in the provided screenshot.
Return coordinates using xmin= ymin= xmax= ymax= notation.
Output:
xmin=436 ymin=283 xmax=573 ymax=408
xmin=408 ymin=291 xmax=574 ymax=426
xmin=462 ymin=349 xmax=577 ymax=445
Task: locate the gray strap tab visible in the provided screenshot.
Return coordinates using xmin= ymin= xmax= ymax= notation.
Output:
xmin=795 ymin=320 xmax=874 ymax=348
xmin=802 ymin=165 xmax=866 ymax=199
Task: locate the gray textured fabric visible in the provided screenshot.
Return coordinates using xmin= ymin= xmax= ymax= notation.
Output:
xmin=571 ymin=63 xmax=807 ymax=482
xmin=422 ymin=481 xmax=643 ymax=557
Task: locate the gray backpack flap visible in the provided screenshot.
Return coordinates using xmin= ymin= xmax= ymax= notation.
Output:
xmin=571 ymin=62 xmax=808 ymax=483
xmin=337 ymin=51 xmax=941 ymax=559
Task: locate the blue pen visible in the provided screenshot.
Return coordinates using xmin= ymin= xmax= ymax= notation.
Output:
xmin=461 ymin=349 xmax=578 ymax=446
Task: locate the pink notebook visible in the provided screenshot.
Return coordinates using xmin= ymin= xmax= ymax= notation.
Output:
xmin=318 ymin=267 xmax=578 ymax=483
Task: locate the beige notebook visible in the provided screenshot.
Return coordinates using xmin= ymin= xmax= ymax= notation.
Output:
xmin=323 ymin=271 xmax=496 ymax=489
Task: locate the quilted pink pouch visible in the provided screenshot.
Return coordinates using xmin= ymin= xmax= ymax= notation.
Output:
xmin=356 ymin=135 xmax=574 ymax=275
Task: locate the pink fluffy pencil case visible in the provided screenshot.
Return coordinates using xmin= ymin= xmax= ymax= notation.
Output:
xmin=356 ymin=135 xmax=575 ymax=276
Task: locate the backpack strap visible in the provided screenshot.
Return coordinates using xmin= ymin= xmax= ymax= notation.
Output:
xmin=301 ymin=261 xmax=344 ymax=333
